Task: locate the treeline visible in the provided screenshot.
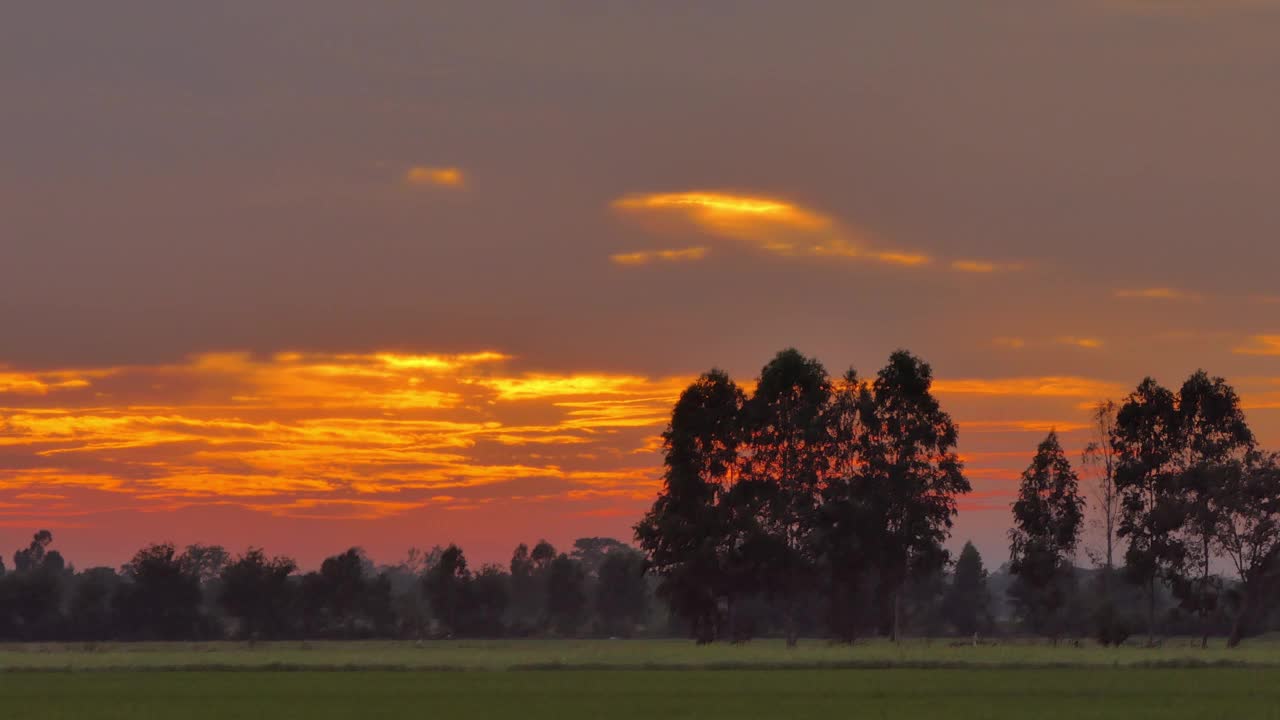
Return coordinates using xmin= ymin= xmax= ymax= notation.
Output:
xmin=637 ymin=349 xmax=1280 ymax=647
xmin=0 ymin=535 xmax=653 ymax=641
xmin=3 ymin=348 xmax=1279 ymax=646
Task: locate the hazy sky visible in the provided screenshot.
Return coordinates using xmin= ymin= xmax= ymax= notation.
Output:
xmin=2 ymin=1 xmax=1279 ymax=569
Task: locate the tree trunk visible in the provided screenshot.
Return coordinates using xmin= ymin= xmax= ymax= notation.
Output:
xmin=784 ymin=599 xmax=799 ymax=648
xmin=891 ymin=588 xmax=902 ymax=643
xmin=1200 ymin=537 xmax=1210 ymax=650
xmin=1227 ymin=586 xmax=1254 ymax=649
xmin=1147 ymin=578 xmax=1156 ymax=647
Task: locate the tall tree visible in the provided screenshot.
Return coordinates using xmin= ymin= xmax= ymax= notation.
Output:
xmin=1082 ymin=400 xmax=1121 ymax=575
xmin=636 ymin=369 xmax=744 ymax=643
xmin=1113 ymin=378 xmax=1185 ymax=645
xmin=857 ymin=350 xmax=969 ymax=641
xmin=1174 ymin=371 xmax=1254 ymax=648
xmin=1217 ymin=452 xmax=1280 ymax=647
xmin=943 ymin=541 xmax=992 ymax=637
xmin=815 ymin=369 xmax=873 ymax=642
xmin=739 ymin=349 xmax=833 ymax=646
xmin=1008 ymin=431 xmax=1085 ymax=641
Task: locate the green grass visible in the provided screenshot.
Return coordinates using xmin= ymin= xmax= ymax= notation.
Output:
xmin=1 ymin=637 xmax=1278 ymax=671
xmin=4 ymin=669 xmax=1280 ymax=719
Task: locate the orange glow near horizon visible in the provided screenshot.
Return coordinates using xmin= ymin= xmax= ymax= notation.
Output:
xmin=1 ymin=351 xmax=1276 ymax=566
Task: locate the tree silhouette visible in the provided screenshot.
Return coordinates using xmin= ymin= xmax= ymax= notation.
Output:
xmin=1174 ymin=371 xmax=1254 ymax=648
xmin=423 ymin=544 xmax=470 ymax=636
xmin=219 ymin=548 xmax=296 ymax=640
xmin=1114 ymin=378 xmax=1186 ymax=645
xmin=943 ymin=541 xmax=992 ymax=637
xmin=636 ymin=369 xmax=744 ymax=643
xmin=1008 ymin=431 xmax=1085 ymax=641
xmin=594 ymin=546 xmax=649 ymax=637
xmin=115 ymin=543 xmax=205 ymax=640
xmin=545 ymin=554 xmax=587 ymax=635
xmin=740 ymin=349 xmax=832 ymax=646
xmin=1218 ymin=452 xmax=1280 ymax=647
xmin=857 ymin=351 xmax=969 ymax=641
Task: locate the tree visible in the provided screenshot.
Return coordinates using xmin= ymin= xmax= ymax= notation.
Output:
xmin=857 ymin=351 xmax=969 ymax=641
xmin=297 ymin=547 xmax=390 ymax=638
xmin=467 ymin=564 xmax=510 ymax=636
xmin=594 ymin=546 xmax=649 ymax=636
xmin=1113 ymin=378 xmax=1185 ymax=645
xmin=1217 ymin=452 xmax=1280 ymax=647
xmin=636 ymin=369 xmax=744 ymax=643
xmin=13 ymin=530 xmax=54 ymax=572
xmin=815 ymin=369 xmax=875 ymax=643
xmin=1082 ymin=401 xmax=1121 ymax=576
xmin=114 ymin=543 xmax=205 ymax=640
xmin=68 ymin=567 xmax=121 ymax=640
xmin=181 ymin=544 xmax=229 ymax=584
xmin=218 ymin=548 xmax=297 ymax=640
xmin=943 ymin=541 xmax=992 ymax=637
xmin=1173 ymin=371 xmax=1253 ymax=648
xmin=570 ymin=537 xmax=627 ymax=578
xmin=1008 ymin=431 xmax=1085 ymax=641
xmin=423 ymin=544 xmax=470 ymax=636
xmin=0 ymin=530 xmax=67 ymax=640
xmin=739 ymin=349 xmax=833 ymax=646
xmin=545 ymin=553 xmax=587 ymax=636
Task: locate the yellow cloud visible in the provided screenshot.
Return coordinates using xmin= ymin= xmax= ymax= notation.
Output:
xmin=993 ymin=337 xmax=1027 ymax=350
xmin=1235 ymin=335 xmax=1280 ymax=356
xmin=405 ymin=166 xmax=465 ymax=188
xmin=1114 ymin=287 xmax=1202 ymax=301
xmin=951 ymin=259 xmax=1025 ymax=274
xmin=610 ymin=246 xmax=709 ymax=266
xmin=0 ymin=351 xmax=692 ymax=523
xmin=934 ymin=376 xmax=1126 ymax=398
xmin=1056 ymin=336 xmax=1104 ymax=350
xmin=612 ymin=190 xmax=933 ymax=269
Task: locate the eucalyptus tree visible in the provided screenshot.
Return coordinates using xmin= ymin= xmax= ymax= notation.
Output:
xmin=1217 ymin=452 xmax=1280 ymax=647
xmin=739 ymin=349 xmax=834 ymax=647
xmin=1113 ymin=378 xmax=1186 ymax=644
xmin=856 ymin=351 xmax=968 ymax=641
xmin=1174 ymin=371 xmax=1253 ymax=648
xmin=635 ymin=369 xmax=745 ymax=643
xmin=1008 ymin=431 xmax=1085 ymax=641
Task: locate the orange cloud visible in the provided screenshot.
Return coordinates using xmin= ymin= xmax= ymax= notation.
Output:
xmin=934 ymin=376 xmax=1125 ymax=398
xmin=610 ymin=246 xmax=709 ymax=266
xmin=1114 ymin=287 xmax=1202 ymax=301
xmin=1235 ymin=335 xmax=1280 ymax=356
xmin=951 ymin=260 xmax=1025 ymax=273
xmin=612 ymin=190 xmax=933 ymax=269
xmin=405 ymin=166 xmax=465 ymax=188
xmin=1056 ymin=336 xmax=1104 ymax=350
xmin=0 ymin=352 xmax=688 ymax=525
xmin=993 ymin=337 xmax=1027 ymax=350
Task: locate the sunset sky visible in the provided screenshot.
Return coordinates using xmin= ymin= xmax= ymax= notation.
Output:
xmin=2 ymin=1 xmax=1279 ymax=570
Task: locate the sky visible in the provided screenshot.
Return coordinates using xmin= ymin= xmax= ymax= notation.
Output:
xmin=2 ymin=1 xmax=1279 ymax=570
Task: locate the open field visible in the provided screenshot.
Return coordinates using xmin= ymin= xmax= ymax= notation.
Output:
xmin=1 ymin=638 xmax=1279 ymax=671
xmin=5 ymin=669 xmax=1280 ymax=719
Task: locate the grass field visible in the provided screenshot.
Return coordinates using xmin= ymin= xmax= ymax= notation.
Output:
xmin=4 ymin=640 xmax=1279 ymax=719
xmin=1 ymin=637 xmax=1278 ymax=671
xmin=4 ymin=669 xmax=1280 ymax=719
